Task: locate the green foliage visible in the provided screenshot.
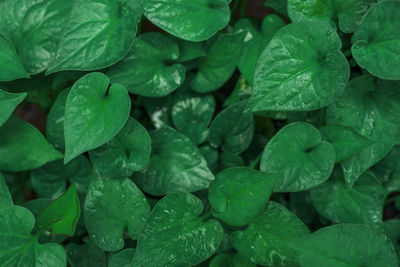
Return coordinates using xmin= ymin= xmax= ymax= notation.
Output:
xmin=1 ymin=0 xmax=400 ymax=266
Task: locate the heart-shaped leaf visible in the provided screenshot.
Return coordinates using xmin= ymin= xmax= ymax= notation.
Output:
xmin=209 ymin=167 xmax=279 ymax=226
xmin=89 ymin=117 xmax=151 ymax=178
xmin=133 ymin=127 xmax=214 ymax=196
xmin=351 ymin=1 xmax=400 ymax=79
xmin=84 ymin=177 xmax=150 ymax=251
xmin=64 ymin=72 xmax=131 ymax=163
xmin=106 ymin=32 xmax=185 ymax=97
xmin=250 ymin=21 xmax=349 ymax=112
xmin=132 ymin=192 xmax=224 ymax=267
xmin=231 ymin=201 xmax=310 ymax=266
xmin=326 ymin=75 xmax=400 ymax=188
xmin=137 ymin=0 xmax=231 ymax=42
xmin=0 ymin=206 xmax=66 ymax=266
xmin=290 ymin=224 xmax=398 ymax=267
xmin=0 ymin=115 xmax=63 ymax=172
xmin=36 ymin=184 xmax=80 ymax=236
xmin=0 ymin=89 xmax=26 ymax=126
xmin=0 ymin=35 xmax=28 ymax=81
xmin=260 ymin=122 xmax=335 ymax=192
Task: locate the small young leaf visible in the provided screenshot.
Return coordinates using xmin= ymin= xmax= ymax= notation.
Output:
xmin=109 ymin=248 xmax=135 ymax=267
xmin=0 ymin=206 xmax=67 ymax=266
xmin=352 ymin=1 xmax=400 ymax=79
xmin=133 ymin=127 xmax=214 ymax=196
xmin=320 ymin=124 xmax=375 ymax=162
xmin=191 ymin=32 xmax=245 ymax=93
xmin=84 ymin=177 xmax=150 ymax=251
xmin=290 ymin=224 xmax=398 ymax=267
xmin=89 ymin=117 xmax=151 ymax=178
xmin=209 ymin=100 xmax=254 ymax=154
xmin=36 ymin=184 xmax=80 ymax=236
xmin=260 ymin=122 xmax=335 ymax=192
xmin=0 ymin=115 xmax=63 ymax=172
xmin=64 ymin=72 xmax=131 ymax=163
xmin=132 ymin=192 xmax=224 ymax=267
xmin=0 ymin=89 xmax=26 ymax=126
xmin=106 ymin=32 xmax=185 ymax=97
xmin=250 ymin=21 xmax=349 ymax=112
xmin=208 ymin=167 xmax=279 ymax=226
xmin=0 ymin=35 xmax=28 ymax=81
xmin=231 ymin=201 xmax=310 ymax=266
xmin=137 ymin=0 xmax=231 ymax=42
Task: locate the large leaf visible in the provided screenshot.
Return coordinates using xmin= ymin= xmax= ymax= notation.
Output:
xmin=106 ymin=32 xmax=185 ymax=97
xmin=288 ymin=0 xmax=377 ymax=33
xmin=0 ymin=206 xmax=66 ymax=266
xmin=133 ymin=127 xmax=214 ymax=196
xmin=290 ymin=224 xmax=398 ymax=267
xmin=64 ymin=72 xmax=131 ymax=163
xmin=209 ymin=100 xmax=254 ymax=154
xmin=0 ymin=35 xmax=28 ymax=81
xmin=326 ymin=75 xmax=400 ymax=187
xmin=260 ymin=122 xmax=335 ymax=192
xmin=132 ymin=192 xmax=224 ymax=267
xmin=84 ymin=177 xmax=150 ymax=251
xmin=250 ymin=21 xmax=349 ymax=112
xmin=89 ymin=117 xmax=151 ymax=178
xmin=137 ymin=0 xmax=231 ymax=41
xmin=0 ymin=115 xmax=63 ymax=172
xmin=46 ymin=0 xmax=142 ymax=74
xmin=352 ymin=1 xmax=400 ymax=79
xmin=191 ymin=32 xmax=245 ymax=93
xmin=208 ymin=167 xmax=279 ymax=226
xmin=310 ymin=169 xmax=386 ymax=226
xmin=231 ymin=201 xmax=310 ymax=266
xmin=0 ymin=89 xmax=26 ymax=126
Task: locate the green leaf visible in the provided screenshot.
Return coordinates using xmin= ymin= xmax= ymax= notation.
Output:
xmin=0 ymin=172 xmax=13 ymax=209
xmin=176 ymin=39 xmax=207 ymax=62
xmin=208 ymin=167 xmax=279 ymax=226
xmin=89 ymin=117 xmax=151 ymax=178
xmin=352 ymin=1 xmax=400 ymax=79
xmin=320 ymin=124 xmax=375 ymax=162
xmin=109 ymin=248 xmax=135 ymax=267
xmin=250 ymin=21 xmax=349 ymax=112
xmin=133 ymin=127 xmax=214 ymax=196
xmin=209 ymin=100 xmax=254 ymax=154
xmin=171 ymin=86 xmax=215 ymax=145
xmin=310 ymin=169 xmax=385 ymax=226
xmin=372 ymin=146 xmax=400 ymax=193
xmin=66 ymin=238 xmax=107 ymax=267
xmin=0 ymin=0 xmax=72 ymax=74
xmin=209 ymin=253 xmax=256 ymax=267
xmin=137 ymin=0 xmax=231 ymax=42
xmin=142 ymin=95 xmax=174 ymax=129
xmin=223 ymin=75 xmax=252 ymax=107
xmin=84 ymin=177 xmax=150 ymax=251
xmin=106 ymin=32 xmax=186 ymax=97
xmin=46 ymin=0 xmax=142 ymax=74
xmin=290 ymin=224 xmax=398 ymax=267
xmin=288 ymin=0 xmax=377 ymax=33
xmin=64 ymin=72 xmax=131 ymax=163
xmin=326 ymin=75 xmax=400 ymax=188
xmin=0 ymin=206 xmax=66 ymax=266
xmin=231 ymin=201 xmax=310 ymax=266
xmin=191 ymin=32 xmax=245 ymax=93
xmin=384 ymin=220 xmax=400 ymax=261
xmin=0 ymin=89 xmax=26 ymax=126
xmin=199 ymin=144 xmax=219 ymax=173
xmin=234 ymin=15 xmax=285 ymax=84
xmin=132 ymin=192 xmax=224 ymax=267
xmin=36 ymin=184 xmax=80 ymax=236
xmin=31 ymin=156 xmax=93 ymax=198
xmin=265 ymin=0 xmax=289 ymax=16
xmin=218 ymin=152 xmax=244 ymax=170
xmin=0 ymin=35 xmax=28 ymax=81
xmin=0 ymin=115 xmax=63 ymax=172
xmin=260 ymin=122 xmax=335 ymax=192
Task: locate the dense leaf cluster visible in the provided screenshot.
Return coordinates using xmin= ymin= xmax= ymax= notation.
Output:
xmin=1 ymin=0 xmax=400 ymax=266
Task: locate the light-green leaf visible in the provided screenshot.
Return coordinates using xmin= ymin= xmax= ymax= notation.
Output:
xmin=0 ymin=89 xmax=26 ymax=126
xmin=64 ymin=72 xmax=131 ymax=163
xmin=0 ymin=35 xmax=28 ymax=81
xmin=132 ymin=192 xmax=224 ymax=267
xmin=250 ymin=21 xmax=349 ymax=111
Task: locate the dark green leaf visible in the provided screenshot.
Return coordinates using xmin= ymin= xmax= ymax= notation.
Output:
xmin=109 ymin=248 xmax=135 ymax=267
xmin=66 ymin=238 xmax=107 ymax=267
xmin=0 ymin=172 xmax=13 ymax=209
xmin=0 ymin=35 xmax=28 ymax=81
xmin=384 ymin=220 xmax=400 ymax=261
xmin=0 ymin=89 xmax=26 ymax=126
xmin=209 ymin=253 xmax=256 ymax=267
